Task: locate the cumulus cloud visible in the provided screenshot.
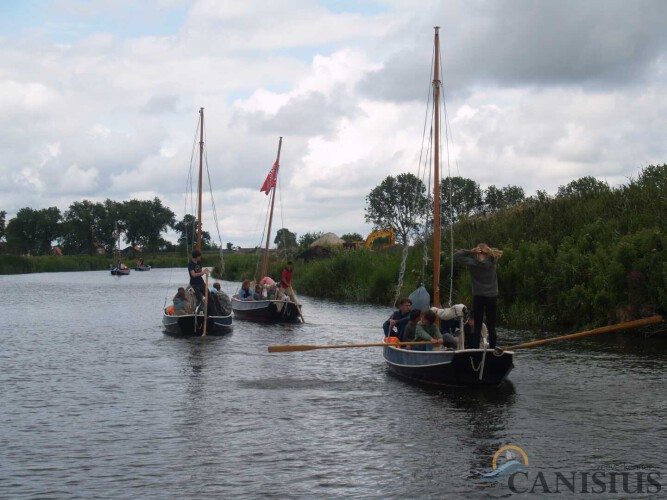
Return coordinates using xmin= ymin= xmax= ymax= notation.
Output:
xmin=0 ymin=0 xmax=666 ymax=247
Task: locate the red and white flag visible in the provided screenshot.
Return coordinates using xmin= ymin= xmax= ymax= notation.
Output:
xmin=260 ymin=160 xmax=279 ymax=195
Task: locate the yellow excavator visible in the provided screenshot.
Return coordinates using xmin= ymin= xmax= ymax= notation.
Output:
xmin=365 ymin=227 xmax=396 ymax=249
xmin=345 ymin=228 xmax=396 ymax=250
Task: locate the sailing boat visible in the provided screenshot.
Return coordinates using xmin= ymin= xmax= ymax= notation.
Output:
xmin=110 ymin=223 xmax=130 ymax=276
xmin=161 ymin=108 xmax=233 ymax=336
xmin=230 ymin=137 xmax=303 ymax=323
xmin=382 ymin=27 xmax=513 ymax=386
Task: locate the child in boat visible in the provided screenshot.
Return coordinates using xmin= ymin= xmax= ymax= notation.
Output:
xmin=413 ymin=309 xmax=443 ymax=351
xmin=173 ymin=287 xmax=191 ymax=316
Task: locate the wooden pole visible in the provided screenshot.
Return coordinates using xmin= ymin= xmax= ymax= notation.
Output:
xmin=261 ymin=137 xmax=282 ymax=278
xmin=269 ymin=340 xmax=441 ymax=353
xmin=197 ymin=107 xmax=204 ymax=253
xmin=432 ymin=26 xmax=441 ymax=308
xmin=505 ymin=315 xmax=663 ymax=350
xmin=202 ymin=273 xmax=209 ymax=337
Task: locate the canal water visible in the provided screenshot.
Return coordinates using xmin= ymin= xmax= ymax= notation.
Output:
xmin=1 ymin=269 xmax=665 ymax=498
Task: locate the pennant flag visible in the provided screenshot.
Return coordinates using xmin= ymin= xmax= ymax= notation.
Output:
xmin=260 ymin=160 xmax=279 ymax=195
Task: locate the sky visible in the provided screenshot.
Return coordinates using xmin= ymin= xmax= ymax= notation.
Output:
xmin=1 ymin=0 xmax=666 ymax=248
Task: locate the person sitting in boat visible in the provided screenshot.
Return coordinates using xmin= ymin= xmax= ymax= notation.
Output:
xmin=402 ymin=309 xmax=422 ymax=347
xmin=382 ymin=297 xmax=412 ymax=339
xmin=173 ymin=287 xmax=192 ymax=316
xmin=413 ymin=309 xmax=443 ymax=351
xmin=212 ymin=282 xmax=232 ymax=315
xmin=254 ymin=283 xmax=263 ymax=299
xmin=238 ymin=280 xmax=259 ymax=301
xmin=258 ymin=276 xmax=277 ymax=299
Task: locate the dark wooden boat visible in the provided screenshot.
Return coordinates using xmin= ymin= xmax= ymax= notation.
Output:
xmin=231 ymin=137 xmax=304 ymax=324
xmin=382 ymin=27 xmax=513 ymax=386
xmin=110 ymin=223 xmax=130 ymax=275
xmin=161 ymin=107 xmax=232 ymax=336
xmin=162 ymin=306 xmax=232 ymax=336
xmin=110 ymin=265 xmax=130 ymax=276
xmin=231 ymin=297 xmax=301 ymax=323
xmin=383 ymin=340 xmax=514 ymax=386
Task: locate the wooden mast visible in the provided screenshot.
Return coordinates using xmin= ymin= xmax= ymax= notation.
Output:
xmin=432 ymin=27 xmax=442 ymax=308
xmin=261 ymin=137 xmax=283 ymax=278
xmin=197 ymin=107 xmax=204 ymax=252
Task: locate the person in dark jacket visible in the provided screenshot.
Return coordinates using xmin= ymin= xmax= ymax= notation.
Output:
xmin=454 ymin=243 xmax=502 ymax=349
xmin=382 ymin=297 xmax=412 ymax=340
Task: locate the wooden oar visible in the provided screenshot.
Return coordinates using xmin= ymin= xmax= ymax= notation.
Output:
xmin=268 ymin=340 xmax=437 ymax=353
xmin=505 ymin=315 xmax=663 ymax=350
xmin=202 ymin=274 xmax=209 ymax=337
xmin=292 ymin=288 xmax=305 ymax=323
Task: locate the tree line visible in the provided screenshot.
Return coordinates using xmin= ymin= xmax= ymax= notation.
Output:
xmin=364 ymin=173 xmax=526 ymax=245
xmin=0 ymin=198 xmax=216 ymax=256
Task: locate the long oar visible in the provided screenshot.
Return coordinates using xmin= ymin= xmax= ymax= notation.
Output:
xmin=505 ymin=315 xmax=663 ymax=350
xmin=269 ymin=340 xmax=437 ymax=353
xmin=292 ymin=288 xmax=305 ymax=323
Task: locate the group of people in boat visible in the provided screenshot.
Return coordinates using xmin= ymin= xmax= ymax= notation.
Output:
xmin=383 ymin=243 xmax=501 ymax=350
xmin=171 ymin=281 xmax=232 ymax=317
xmin=168 ymin=249 xmax=232 ymax=316
xmin=234 ymin=261 xmax=297 ymax=303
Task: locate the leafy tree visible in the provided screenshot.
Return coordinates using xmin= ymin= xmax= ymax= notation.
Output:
xmin=275 ymin=228 xmax=297 ymax=250
xmin=341 ymin=232 xmax=363 ymax=242
xmin=298 ymin=231 xmax=324 ymax=251
xmin=440 ymin=176 xmax=483 ymax=224
xmin=173 ymin=214 xmax=211 ymax=249
xmin=6 ymin=207 xmax=62 ymax=255
xmin=62 ymin=200 xmax=107 ymax=255
xmin=121 ymin=198 xmax=175 ymax=254
xmin=226 ymin=242 xmax=234 ymax=251
xmin=0 ymin=210 xmax=6 ymax=241
xmin=483 ymin=184 xmax=525 ymax=213
xmin=556 ymin=176 xmax=610 ymax=199
xmin=365 ymin=173 xmax=430 ymax=245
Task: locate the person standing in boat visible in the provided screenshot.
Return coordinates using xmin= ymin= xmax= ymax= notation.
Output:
xmin=382 ymin=297 xmax=412 ymax=339
xmin=279 ymin=261 xmax=297 ymax=303
xmin=454 ymin=243 xmax=502 ymax=349
xmin=188 ymin=249 xmax=210 ymax=309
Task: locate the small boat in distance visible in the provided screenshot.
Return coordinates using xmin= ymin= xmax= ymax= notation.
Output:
xmin=162 ymin=108 xmax=232 ymax=336
xmin=230 ymin=137 xmax=303 ymax=324
xmin=110 ymin=223 xmax=130 ymax=276
xmin=382 ymin=27 xmax=513 ymax=386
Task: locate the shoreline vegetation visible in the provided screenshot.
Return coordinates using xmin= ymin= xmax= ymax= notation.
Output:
xmin=2 ymin=164 xmax=666 ymax=331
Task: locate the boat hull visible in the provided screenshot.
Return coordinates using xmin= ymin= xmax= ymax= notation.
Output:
xmin=231 ymin=298 xmax=302 ymax=323
xmin=111 ymin=267 xmax=130 ymax=276
xmin=134 ymin=265 xmax=151 ymax=271
xmin=162 ymin=308 xmax=233 ymax=337
xmin=383 ymin=344 xmax=513 ymax=386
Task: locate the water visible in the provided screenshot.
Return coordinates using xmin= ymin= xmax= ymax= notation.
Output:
xmin=1 ymin=269 xmax=666 ymax=498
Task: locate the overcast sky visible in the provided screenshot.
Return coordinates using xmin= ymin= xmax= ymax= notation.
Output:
xmin=2 ymin=0 xmax=666 ymax=247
